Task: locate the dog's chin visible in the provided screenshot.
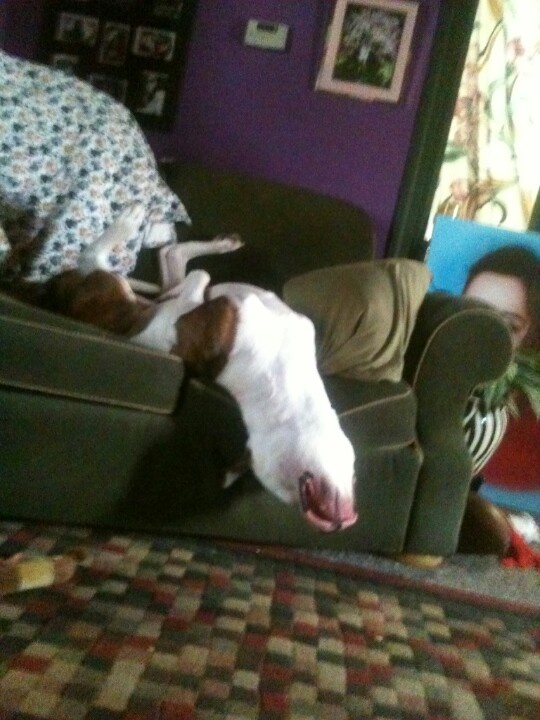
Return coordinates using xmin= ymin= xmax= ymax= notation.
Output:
xmin=299 ymin=473 xmax=357 ymax=533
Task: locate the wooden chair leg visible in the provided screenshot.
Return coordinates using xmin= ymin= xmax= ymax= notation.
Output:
xmin=394 ymin=553 xmax=444 ymax=569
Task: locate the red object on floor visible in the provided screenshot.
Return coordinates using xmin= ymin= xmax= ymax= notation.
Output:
xmin=501 ymin=528 xmax=540 ymax=569
xmin=483 ymin=404 xmax=540 ymax=491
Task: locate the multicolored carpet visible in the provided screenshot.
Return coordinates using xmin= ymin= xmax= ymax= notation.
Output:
xmin=0 ymin=522 xmax=538 ymax=719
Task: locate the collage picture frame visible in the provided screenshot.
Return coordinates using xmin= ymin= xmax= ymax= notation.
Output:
xmin=315 ymin=0 xmax=418 ymax=103
xmin=43 ymin=0 xmax=197 ymax=130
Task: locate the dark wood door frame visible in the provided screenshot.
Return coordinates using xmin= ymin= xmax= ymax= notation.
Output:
xmin=387 ymin=0 xmax=480 ymax=259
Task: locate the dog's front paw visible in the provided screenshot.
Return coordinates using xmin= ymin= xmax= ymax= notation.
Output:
xmin=211 ymin=234 xmax=244 ymax=253
xmin=96 ymin=203 xmax=146 ymax=250
xmin=113 ymin=203 xmax=146 ymax=237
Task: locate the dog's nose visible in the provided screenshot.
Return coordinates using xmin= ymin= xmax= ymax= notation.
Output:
xmin=299 ymin=472 xmax=357 ymax=532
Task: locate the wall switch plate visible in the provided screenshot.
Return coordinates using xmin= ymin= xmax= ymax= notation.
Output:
xmin=244 ymin=19 xmax=289 ymax=51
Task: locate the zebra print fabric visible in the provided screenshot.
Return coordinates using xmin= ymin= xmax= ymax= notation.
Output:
xmin=463 ymin=394 xmax=509 ymax=475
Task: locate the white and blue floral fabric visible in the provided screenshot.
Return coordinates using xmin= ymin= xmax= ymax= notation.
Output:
xmin=0 ymin=51 xmax=190 ymax=281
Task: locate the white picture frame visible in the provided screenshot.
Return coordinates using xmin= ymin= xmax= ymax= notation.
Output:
xmin=315 ymin=0 xmax=418 ymax=103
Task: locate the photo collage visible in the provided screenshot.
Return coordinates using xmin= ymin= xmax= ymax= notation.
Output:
xmin=43 ymin=0 xmax=197 ymax=129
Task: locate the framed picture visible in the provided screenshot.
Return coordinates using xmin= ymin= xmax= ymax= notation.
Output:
xmin=88 ymin=73 xmax=128 ymax=103
xmin=134 ymin=70 xmax=170 ymax=117
xmin=50 ymin=52 xmax=80 ymax=74
xmin=98 ymin=21 xmax=131 ymax=66
xmin=54 ymin=12 xmax=99 ymax=47
xmin=132 ymin=26 xmax=176 ymax=62
xmin=41 ymin=0 xmax=198 ymax=131
xmin=152 ymin=0 xmax=184 ymax=21
xmin=315 ymin=0 xmax=418 ymax=103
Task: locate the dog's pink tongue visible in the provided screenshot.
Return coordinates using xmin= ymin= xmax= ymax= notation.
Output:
xmin=299 ymin=475 xmax=357 ymax=532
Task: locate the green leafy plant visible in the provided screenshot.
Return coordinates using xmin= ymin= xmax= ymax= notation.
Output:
xmin=477 ymin=349 xmax=540 ymax=418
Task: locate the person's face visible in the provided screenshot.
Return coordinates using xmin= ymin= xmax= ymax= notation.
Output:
xmin=464 ymin=271 xmax=531 ymax=349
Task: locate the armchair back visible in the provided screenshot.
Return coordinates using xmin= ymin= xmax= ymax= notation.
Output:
xmin=157 ymin=162 xmax=376 ymax=293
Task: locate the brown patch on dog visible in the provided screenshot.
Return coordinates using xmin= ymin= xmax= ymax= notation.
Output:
xmin=175 ymin=296 xmax=238 ymax=379
xmin=42 ymin=270 xmax=145 ymax=334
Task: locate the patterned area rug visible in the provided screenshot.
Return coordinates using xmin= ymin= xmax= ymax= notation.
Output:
xmin=0 ymin=522 xmax=538 ymax=720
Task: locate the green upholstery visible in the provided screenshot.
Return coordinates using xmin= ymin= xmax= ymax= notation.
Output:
xmin=158 ymin=162 xmax=376 ymax=293
xmin=402 ymin=293 xmax=515 ymax=554
xmin=0 ymin=293 xmax=183 ymax=413
xmin=0 ymin=162 xmax=513 ymax=556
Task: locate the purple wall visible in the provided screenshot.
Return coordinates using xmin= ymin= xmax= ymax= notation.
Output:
xmin=1 ymin=0 xmax=442 ymax=255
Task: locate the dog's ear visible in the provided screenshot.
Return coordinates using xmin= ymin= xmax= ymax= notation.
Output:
xmin=42 ymin=270 xmax=86 ymax=313
xmin=175 ymin=296 xmax=238 ymax=379
xmin=44 ymin=270 xmax=141 ymax=334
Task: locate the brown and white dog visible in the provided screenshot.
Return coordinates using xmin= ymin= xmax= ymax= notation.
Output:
xmin=8 ymin=205 xmax=358 ymax=532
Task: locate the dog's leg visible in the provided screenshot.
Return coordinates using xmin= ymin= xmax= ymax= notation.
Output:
xmin=77 ymin=204 xmax=161 ymax=294
xmin=159 ymin=234 xmax=244 ymax=291
xmin=158 ymin=268 xmax=211 ymax=307
xmin=131 ymin=269 xmax=211 ymax=352
xmin=78 ymin=204 xmax=146 ymax=276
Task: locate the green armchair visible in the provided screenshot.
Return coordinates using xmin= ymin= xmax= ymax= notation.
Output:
xmin=0 ymin=163 xmax=513 ymax=557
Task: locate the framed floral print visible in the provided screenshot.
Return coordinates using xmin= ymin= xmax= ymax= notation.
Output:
xmin=316 ymin=0 xmax=418 ymax=103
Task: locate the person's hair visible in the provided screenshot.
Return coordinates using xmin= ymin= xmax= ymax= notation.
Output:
xmin=464 ymin=245 xmax=539 ymax=348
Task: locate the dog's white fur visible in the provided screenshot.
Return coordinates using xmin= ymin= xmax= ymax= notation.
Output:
xmin=75 ymin=205 xmax=358 ymax=532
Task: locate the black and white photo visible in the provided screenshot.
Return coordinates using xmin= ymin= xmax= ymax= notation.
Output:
xmin=135 ymin=70 xmax=169 ymax=116
xmin=50 ymin=52 xmax=80 ymax=74
xmin=55 ymin=12 xmax=99 ymax=47
xmin=132 ymin=26 xmax=176 ymax=62
xmin=88 ymin=73 xmax=128 ymax=103
xmin=99 ymin=22 xmax=130 ymax=66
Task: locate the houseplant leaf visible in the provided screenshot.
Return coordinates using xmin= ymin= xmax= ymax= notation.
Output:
xmin=475 ymin=349 xmax=540 ymax=419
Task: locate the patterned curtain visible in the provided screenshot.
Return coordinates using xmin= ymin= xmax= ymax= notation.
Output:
xmin=427 ymin=0 xmax=540 ymax=236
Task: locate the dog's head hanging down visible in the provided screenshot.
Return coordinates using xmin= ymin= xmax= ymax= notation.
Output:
xmin=177 ymin=283 xmax=358 ymax=533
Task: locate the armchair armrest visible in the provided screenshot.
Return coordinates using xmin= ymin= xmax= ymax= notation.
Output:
xmin=402 ymin=291 xmax=513 ymax=555
xmin=0 ymin=292 xmax=184 ymax=414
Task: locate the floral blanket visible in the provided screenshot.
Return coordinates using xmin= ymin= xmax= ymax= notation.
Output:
xmin=0 ymin=51 xmax=190 ymax=281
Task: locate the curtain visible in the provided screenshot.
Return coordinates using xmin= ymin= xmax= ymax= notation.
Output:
xmin=427 ymin=0 xmax=540 ymax=236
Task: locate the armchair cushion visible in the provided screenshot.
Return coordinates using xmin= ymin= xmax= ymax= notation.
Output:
xmin=324 ymin=375 xmax=417 ymax=449
xmin=283 ymin=259 xmax=432 ymax=382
